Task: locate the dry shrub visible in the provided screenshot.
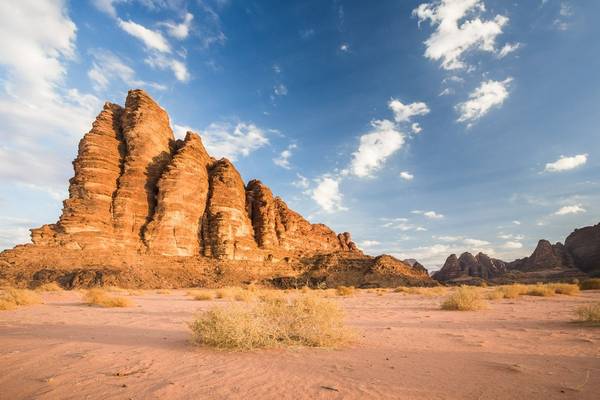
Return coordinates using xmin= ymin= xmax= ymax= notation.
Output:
xmin=549 ymin=283 xmax=580 ymax=296
xmin=574 ymin=303 xmax=600 ymax=325
xmin=335 ymin=286 xmax=356 ymax=296
xmin=84 ymin=288 xmax=132 ymax=308
xmin=579 ymin=279 xmax=600 ymax=290
xmin=3 ymin=288 xmax=42 ymax=306
xmin=0 ymin=298 xmax=17 ymax=311
xmin=526 ymin=284 xmax=555 ymax=297
xmin=441 ymin=286 xmax=487 ymax=311
xmin=189 ymin=294 xmax=351 ymax=350
xmin=215 ymin=287 xmax=236 ymax=299
xmin=498 ymin=284 xmax=528 ymax=299
xmin=300 ymin=286 xmax=311 ymax=294
xmin=127 ymin=289 xmax=143 ymax=296
xmin=187 ymin=290 xmax=213 ymax=301
xmin=486 ymin=288 xmax=505 ymax=300
xmin=234 ymin=290 xmax=254 ymax=302
xmin=257 ymin=289 xmax=286 ymax=302
xmin=394 ymin=286 xmax=447 ymax=297
xmin=35 ymin=282 xmax=63 ymax=292
xmin=106 ymin=286 xmax=127 ymax=293
xmin=156 ymin=289 xmax=171 ymax=294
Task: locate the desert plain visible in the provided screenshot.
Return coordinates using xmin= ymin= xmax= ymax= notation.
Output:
xmin=0 ymin=287 xmax=598 ymax=400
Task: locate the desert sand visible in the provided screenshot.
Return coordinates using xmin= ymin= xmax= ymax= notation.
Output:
xmin=0 ymin=289 xmax=598 ymax=400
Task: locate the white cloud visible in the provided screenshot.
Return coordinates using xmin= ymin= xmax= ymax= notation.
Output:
xmin=92 ymin=0 xmax=121 ymax=18
xmin=382 ymin=220 xmax=425 ymax=232
xmin=118 ymin=19 xmax=171 ymax=53
xmin=503 ymin=241 xmax=523 ymax=249
xmin=411 ymin=122 xmax=423 ymax=134
xmin=0 ymin=0 xmax=101 ymax=192
xmin=456 ymin=78 xmax=512 ymax=124
xmin=292 ymin=173 xmax=309 ymax=189
xmin=388 ymin=99 xmax=430 ymax=123
xmin=145 ymin=54 xmax=190 ymax=82
xmin=435 ymin=235 xmax=462 ymax=242
xmin=498 ymin=233 xmax=524 ymax=240
xmin=413 ymin=0 xmax=508 ymax=70
xmin=161 ymin=12 xmax=194 ymax=40
xmin=554 ymin=204 xmax=586 ymax=216
xmin=273 ymin=144 xmax=297 ymax=169
xmin=399 ymin=171 xmax=414 ymax=181
xmin=463 ymin=238 xmax=490 ymax=246
xmin=340 ymin=43 xmax=350 ymax=52
xmin=273 ymin=84 xmax=288 ymax=96
xmin=544 ymin=154 xmax=588 ymax=172
xmin=311 ymin=176 xmax=347 ymax=213
xmin=497 ymin=42 xmax=521 ymax=58
xmin=174 ymin=122 xmax=269 ymax=161
xmin=360 ymin=240 xmax=381 ymax=247
xmin=350 ymin=119 xmax=405 ymax=178
xmin=512 ymin=220 xmax=521 ymax=225
xmin=412 ymin=210 xmax=445 ymax=219
xmin=87 ymin=49 xmax=166 ymax=91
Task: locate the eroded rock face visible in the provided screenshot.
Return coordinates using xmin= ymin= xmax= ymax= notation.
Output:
xmin=12 ymin=89 xmax=366 ymax=282
xmin=144 ymin=132 xmax=212 ymax=256
xmin=433 ymin=252 xmax=506 ymax=282
xmin=564 ymin=223 xmax=600 ymax=274
xmin=509 ymin=240 xmax=573 ymax=271
xmin=112 ymin=89 xmax=175 ymax=249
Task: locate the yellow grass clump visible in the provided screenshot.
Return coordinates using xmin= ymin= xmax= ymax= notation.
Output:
xmin=335 ymin=286 xmax=356 ymax=296
xmin=156 ymin=289 xmax=172 ymax=294
xmin=3 ymin=288 xmax=42 ymax=306
xmin=496 ymin=284 xmax=529 ymax=299
xmin=394 ymin=286 xmax=447 ymax=297
xmin=35 ymin=282 xmax=63 ymax=292
xmin=579 ymin=279 xmax=600 ymax=290
xmin=187 ymin=290 xmax=214 ymax=301
xmin=574 ymin=303 xmax=600 ymax=325
xmin=526 ymin=284 xmax=556 ymax=297
xmin=486 ymin=288 xmax=505 ymax=300
xmin=84 ymin=288 xmax=133 ymax=308
xmin=189 ymin=294 xmax=351 ymax=350
xmin=441 ymin=286 xmax=487 ymax=311
xmin=549 ymin=283 xmax=580 ymax=296
xmin=0 ymin=298 xmax=17 ymax=311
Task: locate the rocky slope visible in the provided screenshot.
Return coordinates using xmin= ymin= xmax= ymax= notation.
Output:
xmin=0 ymin=89 xmax=433 ymax=289
xmin=432 ymin=225 xmax=598 ymax=284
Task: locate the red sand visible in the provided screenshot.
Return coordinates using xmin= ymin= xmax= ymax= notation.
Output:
xmin=0 ymin=289 xmax=598 ymax=399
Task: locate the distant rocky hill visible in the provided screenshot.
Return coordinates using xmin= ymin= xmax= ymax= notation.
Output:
xmin=432 ymin=223 xmax=599 ymax=284
xmin=0 ymin=89 xmax=433 ymax=289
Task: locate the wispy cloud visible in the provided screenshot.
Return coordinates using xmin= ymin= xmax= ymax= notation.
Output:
xmin=544 ymin=154 xmax=587 ymax=172
xmin=554 ymin=204 xmax=586 ymax=215
xmin=456 ymin=78 xmax=512 ymax=125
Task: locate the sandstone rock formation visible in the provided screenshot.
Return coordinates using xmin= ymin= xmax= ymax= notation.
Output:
xmin=1 ymin=89 xmax=435 ymax=289
xmin=509 ymin=240 xmax=574 ymax=272
xmin=564 ymin=223 xmax=600 ymax=274
xmin=432 ymin=252 xmax=506 ymax=282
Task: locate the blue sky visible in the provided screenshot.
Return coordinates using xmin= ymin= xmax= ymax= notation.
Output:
xmin=0 ymin=0 xmax=598 ymax=270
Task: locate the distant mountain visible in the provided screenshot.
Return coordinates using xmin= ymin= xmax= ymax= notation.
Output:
xmin=432 ymin=223 xmax=599 ymax=284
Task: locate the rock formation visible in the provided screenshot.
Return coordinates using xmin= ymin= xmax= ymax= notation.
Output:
xmin=1 ymin=89 xmax=435 ymax=289
xmin=564 ymin=223 xmax=600 ymax=274
xmin=433 ymin=225 xmax=599 ymax=284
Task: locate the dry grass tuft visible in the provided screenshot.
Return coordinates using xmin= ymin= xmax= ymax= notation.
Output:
xmin=394 ymin=286 xmax=447 ymax=297
xmin=127 ymin=289 xmax=143 ymax=296
xmin=549 ymin=283 xmax=580 ymax=296
xmin=35 ymin=282 xmax=63 ymax=292
xmin=189 ymin=294 xmax=351 ymax=350
xmin=3 ymin=288 xmax=42 ymax=306
xmin=526 ymin=284 xmax=556 ymax=297
xmin=234 ymin=290 xmax=254 ymax=302
xmin=497 ymin=284 xmax=528 ymax=299
xmin=0 ymin=298 xmax=17 ymax=311
xmin=156 ymin=289 xmax=172 ymax=295
xmin=441 ymin=286 xmax=487 ymax=311
xmin=574 ymin=303 xmax=600 ymax=325
xmin=84 ymin=288 xmax=133 ymax=308
xmin=486 ymin=288 xmax=505 ymax=300
xmin=579 ymin=279 xmax=600 ymax=290
xmin=187 ymin=290 xmax=214 ymax=301
xmin=335 ymin=286 xmax=356 ymax=296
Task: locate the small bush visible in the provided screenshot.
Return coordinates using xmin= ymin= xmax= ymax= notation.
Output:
xmin=156 ymin=289 xmax=171 ymax=294
xmin=498 ymin=284 xmax=528 ymax=299
xmin=193 ymin=291 xmax=214 ymax=301
xmin=486 ymin=288 xmax=505 ymax=300
xmin=526 ymin=284 xmax=555 ymax=297
xmin=441 ymin=286 xmax=487 ymax=311
xmin=394 ymin=286 xmax=447 ymax=297
xmin=35 ymin=282 xmax=63 ymax=292
xmin=234 ymin=290 xmax=254 ymax=302
xmin=549 ymin=283 xmax=580 ymax=296
xmin=3 ymin=288 xmax=42 ymax=306
xmin=189 ymin=294 xmax=351 ymax=350
xmin=215 ymin=287 xmax=236 ymax=299
xmin=579 ymin=279 xmax=600 ymax=290
xmin=574 ymin=303 xmax=600 ymax=325
xmin=84 ymin=288 xmax=132 ymax=308
xmin=0 ymin=298 xmax=17 ymax=311
xmin=335 ymin=286 xmax=356 ymax=296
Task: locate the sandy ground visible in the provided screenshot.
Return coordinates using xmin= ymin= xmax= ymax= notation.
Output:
xmin=0 ymin=289 xmax=599 ymax=400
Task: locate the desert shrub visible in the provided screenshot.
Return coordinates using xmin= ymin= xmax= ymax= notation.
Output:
xmin=574 ymin=303 xmax=600 ymax=325
xmin=156 ymin=289 xmax=171 ymax=294
xmin=335 ymin=286 xmax=356 ymax=296
xmin=300 ymin=286 xmax=311 ymax=294
xmin=549 ymin=283 xmax=580 ymax=296
xmin=234 ymin=290 xmax=254 ymax=302
xmin=106 ymin=286 xmax=127 ymax=293
xmin=441 ymin=286 xmax=487 ymax=311
xmin=486 ymin=288 xmax=505 ymax=300
xmin=257 ymin=289 xmax=286 ymax=302
xmin=215 ymin=287 xmax=236 ymax=299
xmin=3 ymin=288 xmax=42 ymax=306
xmin=0 ymin=298 xmax=17 ymax=311
xmin=127 ymin=289 xmax=143 ymax=296
xmin=579 ymin=279 xmax=600 ymax=290
xmin=35 ymin=282 xmax=63 ymax=292
xmin=189 ymin=290 xmax=214 ymax=301
xmin=189 ymin=294 xmax=350 ymax=350
xmin=498 ymin=284 xmax=528 ymax=299
xmin=84 ymin=288 xmax=132 ymax=308
xmin=526 ymin=284 xmax=556 ymax=297
xmin=394 ymin=286 xmax=447 ymax=297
